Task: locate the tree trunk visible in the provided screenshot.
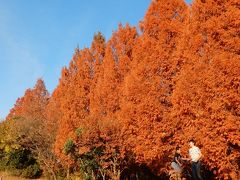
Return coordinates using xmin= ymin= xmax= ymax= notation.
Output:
xmin=67 ymin=164 xmax=70 ymax=180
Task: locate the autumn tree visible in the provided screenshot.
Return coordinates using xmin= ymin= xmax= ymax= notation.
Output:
xmin=74 ymin=25 xmax=138 ymax=178
xmin=6 ymin=79 xmax=59 ymax=179
xmin=89 ymin=32 xmax=106 ymax=118
xmin=7 ymin=79 xmax=49 ymax=121
xmin=53 ymin=48 xmax=93 ymax=178
xmin=117 ymin=0 xmax=189 ymax=175
xmin=4 ymin=0 xmax=239 ymax=179
xmin=171 ymin=0 xmax=240 ymax=178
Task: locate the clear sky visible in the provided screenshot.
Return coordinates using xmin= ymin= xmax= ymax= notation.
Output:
xmin=0 ymin=0 xmax=192 ymax=119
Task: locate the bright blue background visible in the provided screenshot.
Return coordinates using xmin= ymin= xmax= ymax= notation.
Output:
xmin=0 ymin=0 xmax=192 ymax=119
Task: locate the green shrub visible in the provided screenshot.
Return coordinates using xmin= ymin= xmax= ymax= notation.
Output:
xmin=21 ymin=164 xmax=42 ymax=178
xmin=7 ymin=149 xmax=32 ymax=169
xmin=63 ymin=139 xmax=75 ymax=155
xmin=0 ymin=148 xmax=42 ymax=178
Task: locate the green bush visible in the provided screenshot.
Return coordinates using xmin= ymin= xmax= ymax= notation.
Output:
xmin=7 ymin=149 xmax=32 ymax=169
xmin=21 ymin=164 xmax=42 ymax=178
xmin=0 ymin=149 xmax=42 ymax=178
xmin=55 ymin=169 xmax=67 ymax=180
xmin=63 ymin=139 xmax=75 ymax=155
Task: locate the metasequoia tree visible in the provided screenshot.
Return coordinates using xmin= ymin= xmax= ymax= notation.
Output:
xmin=54 ymin=48 xmax=92 ymax=168
xmin=89 ymin=32 xmax=106 ymax=119
xmin=171 ymin=0 xmax=240 ymax=178
xmin=119 ymin=0 xmax=188 ymax=173
xmin=7 ymin=79 xmax=49 ymax=121
xmin=75 ymin=25 xmax=138 ymax=177
xmin=96 ymin=24 xmax=138 ymax=168
xmin=6 ymin=79 xmax=59 ymax=179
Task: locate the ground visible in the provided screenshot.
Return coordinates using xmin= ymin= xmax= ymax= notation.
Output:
xmin=0 ymin=172 xmax=46 ymax=180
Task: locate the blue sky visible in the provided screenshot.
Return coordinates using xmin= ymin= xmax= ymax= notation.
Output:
xmin=0 ymin=0 xmax=192 ymax=119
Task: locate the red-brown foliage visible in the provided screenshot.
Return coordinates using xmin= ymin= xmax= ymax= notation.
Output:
xmin=7 ymin=79 xmax=49 ymax=121
xmin=119 ymin=0 xmax=189 ymax=173
xmin=6 ymin=0 xmax=240 ymax=178
xmin=170 ymin=0 xmax=240 ymax=178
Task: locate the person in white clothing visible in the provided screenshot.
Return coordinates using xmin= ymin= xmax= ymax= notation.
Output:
xmin=188 ymin=139 xmax=203 ymax=180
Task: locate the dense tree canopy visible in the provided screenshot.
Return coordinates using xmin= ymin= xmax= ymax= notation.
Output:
xmin=3 ymin=0 xmax=240 ymax=179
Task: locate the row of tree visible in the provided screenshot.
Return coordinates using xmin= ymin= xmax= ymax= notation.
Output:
xmin=1 ymin=0 xmax=239 ymax=179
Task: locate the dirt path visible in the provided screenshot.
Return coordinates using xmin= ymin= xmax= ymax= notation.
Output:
xmin=0 ymin=172 xmax=46 ymax=180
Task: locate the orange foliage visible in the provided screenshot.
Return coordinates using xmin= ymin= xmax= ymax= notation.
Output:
xmin=170 ymin=0 xmax=240 ymax=178
xmin=53 ymin=48 xmax=92 ymax=165
xmin=119 ymin=0 xmax=189 ymax=172
xmin=6 ymin=0 xmax=240 ymax=178
xmin=7 ymin=79 xmax=49 ymax=121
